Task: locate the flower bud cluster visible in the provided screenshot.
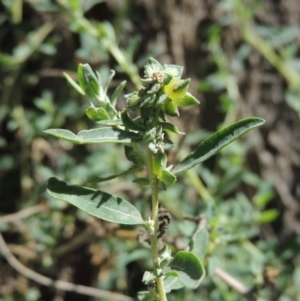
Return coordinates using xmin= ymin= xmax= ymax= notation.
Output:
xmin=125 ymin=58 xmax=199 ymax=117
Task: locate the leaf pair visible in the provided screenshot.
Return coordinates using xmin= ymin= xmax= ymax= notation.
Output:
xmin=44 ymin=117 xmax=264 ymax=172
xmin=45 ymin=117 xmax=264 ymax=220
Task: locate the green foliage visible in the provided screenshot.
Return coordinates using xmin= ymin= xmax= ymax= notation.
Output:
xmin=1 ymin=1 xmax=299 ymax=301
xmin=167 ymin=251 xmax=205 ymax=289
xmin=173 ymin=117 xmax=264 ymax=174
xmin=44 ymin=57 xmax=263 ymax=300
xmin=47 ymin=177 xmax=144 ymax=225
xmin=44 ymin=127 xmax=142 ymax=144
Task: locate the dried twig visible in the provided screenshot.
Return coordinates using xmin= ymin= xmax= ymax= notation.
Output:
xmin=0 ymin=233 xmax=134 ymax=301
xmin=0 ymin=204 xmax=47 ymax=224
xmin=214 ymin=267 xmax=265 ymax=301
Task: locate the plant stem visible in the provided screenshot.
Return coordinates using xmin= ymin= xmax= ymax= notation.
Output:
xmin=186 ymin=169 xmax=213 ymax=204
xmin=146 ymin=148 xmax=168 ymax=301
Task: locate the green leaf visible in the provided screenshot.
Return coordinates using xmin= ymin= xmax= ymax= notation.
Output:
xmin=153 ymin=152 xmax=167 ymax=176
xmin=178 ymin=92 xmax=200 ymax=107
xmin=101 ymin=22 xmax=117 ymax=41
xmin=168 ymin=251 xmax=205 ymax=288
xmin=159 ymin=170 xmax=176 ymax=186
xmin=191 ymin=227 xmax=209 ymax=261
xmin=63 ymin=72 xmax=85 ymax=95
xmin=159 ymin=122 xmax=184 ymax=134
xmin=85 ymin=106 xmax=110 ymax=122
xmin=173 ymin=78 xmax=190 ymax=92
xmin=158 ymin=245 xmax=172 ymax=268
xmin=253 ymin=191 xmax=275 ymax=209
xmin=173 ymin=117 xmax=265 ymax=174
xmin=124 ymin=91 xmax=139 ymax=106
xmin=147 ymin=83 xmax=161 ymax=95
xmin=162 ymin=137 xmax=175 ymax=151
xmin=155 ymin=93 xmax=169 ymax=108
xmin=256 ymin=209 xmax=279 ymax=223
xmin=163 ymin=64 xmax=183 ymax=79
xmin=46 ymin=177 xmax=144 ymax=225
xmin=103 ymin=69 xmax=116 ymax=96
xmin=124 ymin=145 xmax=143 ymax=165
xmin=164 ymin=272 xmax=184 ymax=293
xmin=140 ymin=95 xmax=157 ymax=108
xmin=96 ymin=119 xmax=122 ymax=126
xmin=44 ymin=127 xmax=142 ymax=144
xmin=121 ymin=110 xmax=145 ymax=132
xmin=142 ymin=271 xmax=156 ymax=285
xmin=87 ymin=166 xmax=140 ymax=183
xmin=105 ymin=103 xmax=118 ymax=119
xmin=78 ymin=63 xmax=100 ymax=98
xmin=144 ymin=57 xmax=163 ymax=78
xmin=132 ymin=177 xmax=150 ymax=186
xmin=163 ymin=101 xmax=179 ymax=117
xmin=111 ymin=80 xmax=126 ymax=106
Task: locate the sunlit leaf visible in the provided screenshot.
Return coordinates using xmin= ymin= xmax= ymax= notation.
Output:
xmin=111 ymin=80 xmax=126 ymax=106
xmin=173 ymin=117 xmax=265 ymax=174
xmin=46 ymin=177 xmax=144 ymax=225
xmin=44 ymin=127 xmax=142 ymax=144
xmin=63 ymin=72 xmax=85 ymax=95
xmin=78 ymin=63 xmax=100 ymax=98
xmin=256 ymin=209 xmax=279 ymax=223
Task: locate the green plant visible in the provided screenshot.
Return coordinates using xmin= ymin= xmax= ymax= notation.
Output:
xmin=44 ymin=58 xmax=264 ymax=300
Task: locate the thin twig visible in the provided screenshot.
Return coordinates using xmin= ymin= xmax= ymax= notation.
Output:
xmin=0 ymin=204 xmax=47 ymax=224
xmin=52 ymin=229 xmax=96 ymax=258
xmin=0 ymin=233 xmax=134 ymax=301
xmin=214 ymin=267 xmax=265 ymax=301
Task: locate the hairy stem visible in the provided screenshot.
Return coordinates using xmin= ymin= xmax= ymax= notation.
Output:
xmin=147 ymin=148 xmax=168 ymax=301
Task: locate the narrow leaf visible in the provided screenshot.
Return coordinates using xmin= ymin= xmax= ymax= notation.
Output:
xmin=96 ymin=119 xmax=122 ymax=126
xmin=87 ymin=166 xmax=140 ymax=183
xmin=78 ymin=63 xmax=100 ymax=98
xmin=159 ymin=122 xmax=184 ymax=134
xmin=168 ymin=251 xmax=205 ymax=288
xmin=44 ymin=127 xmax=142 ymax=144
xmin=179 ymin=92 xmax=200 ymax=107
xmin=173 ymin=117 xmax=265 ymax=174
xmin=103 ymin=69 xmax=116 ymax=96
xmin=46 ymin=177 xmax=144 ymax=225
xmin=121 ymin=110 xmax=145 ymax=132
xmin=63 ymin=72 xmax=85 ymax=95
xmin=111 ymin=80 xmax=126 ymax=106
xmin=256 ymin=209 xmax=279 ymax=223
xmin=132 ymin=177 xmax=150 ymax=186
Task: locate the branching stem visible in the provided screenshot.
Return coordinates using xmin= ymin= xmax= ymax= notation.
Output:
xmin=147 ymin=148 xmax=168 ymax=301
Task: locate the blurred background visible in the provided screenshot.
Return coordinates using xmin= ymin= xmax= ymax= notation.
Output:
xmin=0 ymin=0 xmax=300 ymax=300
